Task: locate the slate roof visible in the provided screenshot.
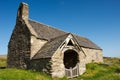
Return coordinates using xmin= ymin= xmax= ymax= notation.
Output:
xmin=29 ymin=19 xmax=101 ymax=59
xmin=74 ymin=35 xmax=101 ymax=49
xmin=29 ymin=20 xmax=66 ymax=41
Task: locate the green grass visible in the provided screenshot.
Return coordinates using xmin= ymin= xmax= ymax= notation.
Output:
xmin=0 ymin=68 xmax=50 ymax=80
xmin=0 ymin=68 xmax=67 ymax=80
xmin=0 ymin=56 xmax=120 ymax=80
xmin=74 ymin=57 xmax=120 ymax=80
xmin=75 ymin=63 xmax=120 ymax=80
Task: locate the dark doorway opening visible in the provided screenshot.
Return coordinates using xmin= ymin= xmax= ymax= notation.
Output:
xmin=64 ymin=50 xmax=79 ymax=69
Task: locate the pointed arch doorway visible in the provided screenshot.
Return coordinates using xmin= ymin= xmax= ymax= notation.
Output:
xmin=63 ymin=50 xmax=79 ymax=78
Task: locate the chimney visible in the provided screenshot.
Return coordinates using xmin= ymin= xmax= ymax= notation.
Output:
xmin=17 ymin=2 xmax=29 ymax=20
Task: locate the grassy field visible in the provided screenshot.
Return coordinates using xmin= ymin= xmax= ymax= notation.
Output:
xmin=0 ymin=56 xmax=120 ymax=80
xmin=74 ymin=57 xmax=120 ymax=80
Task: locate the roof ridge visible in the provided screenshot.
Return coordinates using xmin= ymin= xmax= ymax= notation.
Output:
xmin=73 ymin=33 xmax=88 ymax=39
xmin=29 ymin=19 xmax=67 ymax=33
xmin=29 ymin=19 xmax=52 ymax=27
xmin=49 ymin=33 xmax=69 ymax=41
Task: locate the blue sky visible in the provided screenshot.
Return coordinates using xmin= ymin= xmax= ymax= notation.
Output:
xmin=0 ymin=0 xmax=120 ymax=57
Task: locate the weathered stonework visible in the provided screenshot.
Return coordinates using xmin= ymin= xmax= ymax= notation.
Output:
xmin=82 ymin=47 xmax=103 ymax=63
xmin=78 ymin=51 xmax=86 ymax=75
xmin=51 ymin=48 xmax=65 ymax=78
xmin=30 ymin=58 xmax=51 ymax=74
xmin=7 ymin=20 xmax=31 ymax=69
xmin=30 ymin=35 xmax=47 ymax=58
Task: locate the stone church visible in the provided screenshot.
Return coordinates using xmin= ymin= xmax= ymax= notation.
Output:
xmin=7 ymin=2 xmax=103 ymax=78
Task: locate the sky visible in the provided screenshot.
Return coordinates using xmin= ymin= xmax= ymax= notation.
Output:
xmin=0 ymin=0 xmax=120 ymax=57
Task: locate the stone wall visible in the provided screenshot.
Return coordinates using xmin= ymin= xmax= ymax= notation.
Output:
xmin=51 ymin=48 xmax=65 ymax=78
xmin=30 ymin=58 xmax=51 ymax=74
xmin=82 ymin=47 xmax=103 ymax=63
xmin=7 ymin=20 xmax=31 ymax=69
xmin=78 ymin=50 xmax=86 ymax=75
xmin=30 ymin=36 xmax=47 ymax=58
xmin=7 ymin=2 xmax=38 ymax=69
